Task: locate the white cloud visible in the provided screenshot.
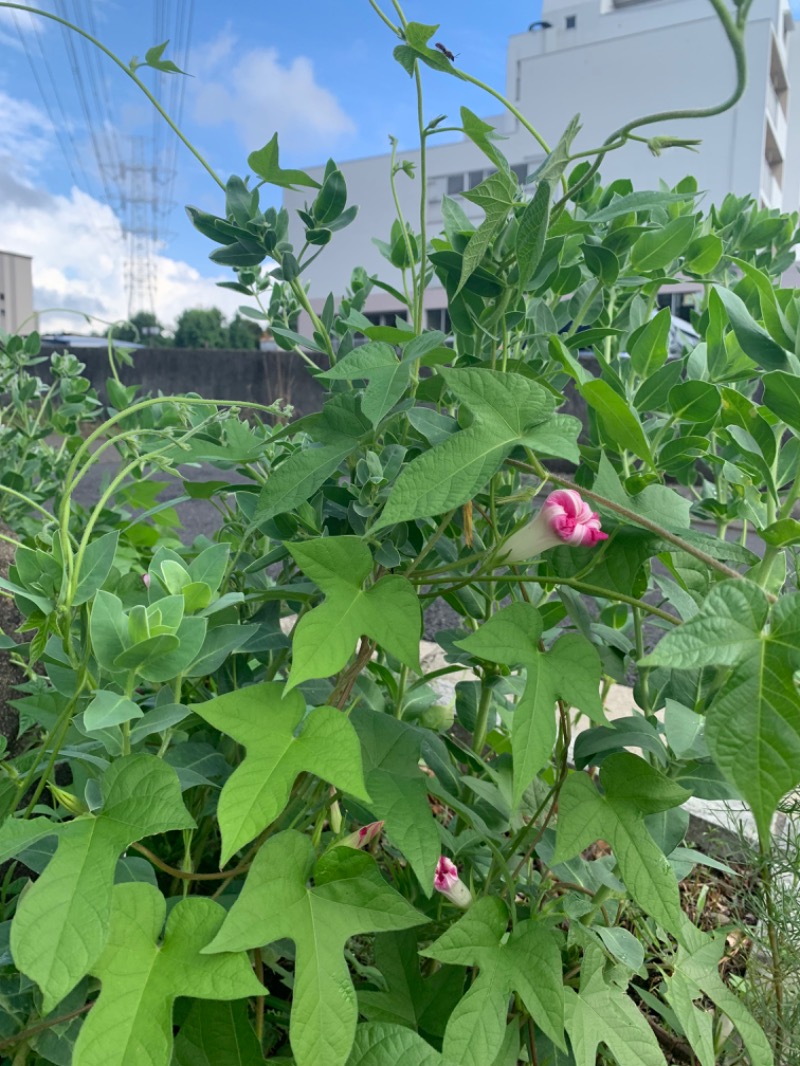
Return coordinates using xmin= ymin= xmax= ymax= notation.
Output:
xmin=0 ymin=86 xmax=262 ymax=334
xmin=1 ymin=185 xmax=246 ymax=332
xmin=0 ymin=90 xmax=52 ymax=166
xmin=191 ymin=34 xmax=355 ymax=154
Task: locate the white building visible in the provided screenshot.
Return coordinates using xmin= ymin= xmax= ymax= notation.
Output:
xmin=0 ymin=251 xmax=34 ymax=336
xmin=285 ymin=0 xmax=799 ymax=327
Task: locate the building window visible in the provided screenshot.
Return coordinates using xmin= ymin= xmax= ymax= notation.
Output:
xmin=511 ymin=163 xmax=529 ymax=184
xmin=447 ymin=173 xmax=465 ymax=195
xmin=565 ymin=14 xmax=577 ymax=28
xmin=468 ymin=170 xmax=484 ymax=189
xmin=426 ymin=308 xmax=452 ymax=333
xmin=364 ymin=310 xmax=408 ymax=328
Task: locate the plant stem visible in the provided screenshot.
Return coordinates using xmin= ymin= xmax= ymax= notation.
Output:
xmin=554 ymin=0 xmax=747 ymax=209
xmin=131 ymin=842 xmax=252 ymax=880
xmin=418 ymin=571 xmax=680 ymax=625
xmin=414 ymin=65 xmax=428 ymax=335
xmin=759 ymin=834 xmax=786 ymax=1062
xmin=471 ymin=680 xmax=494 ymax=754
xmin=0 ymin=1003 xmax=93 ymax=1054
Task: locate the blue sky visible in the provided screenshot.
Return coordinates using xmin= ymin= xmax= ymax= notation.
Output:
xmin=0 ymin=0 xmax=797 ymax=330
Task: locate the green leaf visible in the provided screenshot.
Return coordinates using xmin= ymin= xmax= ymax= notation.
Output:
xmin=643 ymin=581 xmax=800 ymax=841
xmin=552 ymin=758 xmax=686 ymax=939
xmin=516 ymin=180 xmax=551 ymax=286
xmin=729 ymin=256 xmax=795 ymax=349
xmin=248 ymin=133 xmax=321 ymax=190
xmin=667 ymin=922 xmax=773 ymax=1066
xmin=314 ymin=166 xmax=347 ymax=224
xmin=286 ymin=537 xmax=421 ymax=690
xmin=357 ymin=930 xmax=464 ymax=1037
xmin=73 ymin=531 xmax=118 ymax=605
xmin=457 ymin=171 xmax=517 ymax=293
xmin=628 ymin=307 xmax=671 ymax=377
xmin=759 ymin=518 xmax=800 ymax=547
xmin=255 ymin=395 xmax=370 ymax=523
xmin=586 ymin=190 xmax=695 ymax=223
xmin=375 ymin=368 xmax=555 ymax=529
xmin=763 ymin=369 xmax=800 ymax=433
xmin=72 ymin=883 xmax=263 ymax=1066
xmin=592 ymin=454 xmax=691 ymax=532
xmin=11 ymin=755 xmax=194 ymax=1011
xmin=204 ymin=831 xmax=427 ymax=1066
xmin=580 ymin=380 xmax=654 ymax=465
xmin=187 ymin=543 xmax=229 ymax=590
xmin=459 ymin=107 xmax=511 ymax=173
xmin=422 ymin=897 xmax=565 ymax=1065
xmin=630 ymin=215 xmax=695 ymax=273
xmin=320 ymin=342 xmax=410 ymax=425
xmin=193 ymin=682 xmax=368 ymax=864
xmin=668 ymin=380 xmax=720 ymax=424
xmin=84 ymin=690 xmax=143 ymax=731
xmin=457 ymin=604 xmax=603 ymax=803
xmin=714 ymin=286 xmax=788 ymax=370
xmin=565 ymin=945 xmax=666 ymax=1066
xmin=350 ymin=707 xmax=440 ymax=892
xmin=142 ymin=40 xmax=186 ymax=74
xmin=173 ymin=1000 xmax=264 ymax=1066
xmin=684 ymin=233 xmax=722 ymax=274
xmin=347 ymin=1023 xmax=459 ymax=1066
xmin=89 ymin=590 xmax=129 ymax=670
xmin=582 ymin=243 xmax=619 ymax=286
xmin=595 ymin=927 xmax=645 ymax=972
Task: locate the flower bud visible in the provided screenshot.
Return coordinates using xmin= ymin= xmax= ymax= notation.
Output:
xmin=339 ymin=820 xmax=384 ymax=850
xmin=142 ymin=573 xmax=151 ymax=589
xmin=434 ymin=855 xmax=472 ymax=909
xmin=48 ymin=784 xmax=89 ymax=816
xmin=501 ymin=489 xmax=607 ymax=563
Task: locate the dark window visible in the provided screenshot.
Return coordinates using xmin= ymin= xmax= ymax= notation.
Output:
xmin=426 ymin=308 xmax=452 ymax=333
xmin=566 ymin=14 xmax=577 ymax=28
xmin=511 ymin=163 xmax=529 ymax=183
xmin=468 ymin=169 xmax=484 ymax=189
xmin=447 ymin=173 xmax=465 ymax=195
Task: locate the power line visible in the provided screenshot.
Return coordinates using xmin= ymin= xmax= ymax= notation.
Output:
xmin=53 ymin=0 xmax=116 ymax=206
xmin=11 ymin=8 xmax=93 ymax=197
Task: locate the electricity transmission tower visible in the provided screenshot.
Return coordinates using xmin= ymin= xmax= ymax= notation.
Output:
xmin=117 ymin=136 xmax=160 ymax=318
xmin=12 ymin=0 xmax=194 ymax=320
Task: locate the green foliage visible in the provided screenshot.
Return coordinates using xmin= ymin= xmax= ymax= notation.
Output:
xmin=4 ymin=756 xmax=193 ymax=1010
xmin=205 ymin=832 xmax=426 ymax=1066
xmin=0 ymin=4 xmax=798 ymax=1065
xmin=192 ymin=682 xmax=368 ymax=863
xmin=286 ymin=537 xmax=421 ymax=689
xmin=423 ymin=897 xmax=565 ymax=1064
xmin=73 ymin=883 xmax=263 ymax=1066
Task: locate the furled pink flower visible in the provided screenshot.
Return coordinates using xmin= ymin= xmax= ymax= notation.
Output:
xmin=142 ymin=572 xmax=151 ymax=589
xmin=340 ymin=820 xmax=384 ymax=850
xmin=501 ymin=489 xmax=607 ymax=563
xmin=434 ymin=856 xmax=472 ymax=909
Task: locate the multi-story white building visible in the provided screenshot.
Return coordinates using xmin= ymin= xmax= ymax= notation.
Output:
xmin=0 ymin=251 xmax=34 ymax=336
xmin=285 ymin=0 xmax=800 ymax=328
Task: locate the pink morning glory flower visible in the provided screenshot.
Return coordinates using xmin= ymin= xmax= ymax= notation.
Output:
xmin=501 ymin=489 xmax=607 ymax=563
xmin=434 ymin=856 xmax=472 ymax=908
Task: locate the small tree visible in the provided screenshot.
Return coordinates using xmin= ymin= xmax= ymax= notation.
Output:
xmin=173 ymin=307 xmax=227 ymax=349
xmin=227 ymin=313 xmax=261 ymax=350
xmin=110 ymin=310 xmax=169 ymax=346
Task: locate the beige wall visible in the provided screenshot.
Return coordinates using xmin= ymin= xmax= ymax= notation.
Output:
xmin=0 ymin=252 xmax=34 ymax=335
